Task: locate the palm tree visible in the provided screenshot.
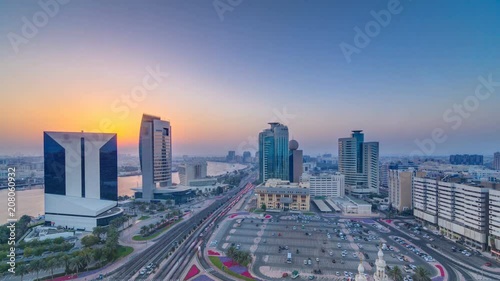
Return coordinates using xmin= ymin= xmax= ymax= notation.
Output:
xmin=140 ymin=225 xmax=148 ymax=235
xmin=69 ymin=256 xmax=83 ymax=275
xmin=413 ymin=266 xmax=432 ymax=281
xmin=45 ymin=257 xmax=58 ymax=280
xmin=80 ymin=248 xmax=94 ymax=271
xmin=226 ymin=246 xmax=236 ymax=258
xmin=92 ymin=226 xmax=106 ymax=242
xmin=61 ymin=254 xmax=71 ymax=273
xmin=93 ymin=248 xmax=105 ymax=267
xmin=15 ymin=263 xmax=29 ymax=281
xmin=388 ymin=266 xmax=404 ymax=281
xmin=29 ymin=259 xmax=43 ymax=280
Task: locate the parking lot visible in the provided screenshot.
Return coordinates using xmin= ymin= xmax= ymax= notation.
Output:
xmin=210 ymin=213 xmax=437 ymax=280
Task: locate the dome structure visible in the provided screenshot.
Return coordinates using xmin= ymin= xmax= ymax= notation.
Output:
xmin=289 ymin=139 xmax=299 ymax=150
xmin=355 ymin=262 xmax=368 ymax=281
xmin=358 ymin=262 xmax=365 ymax=274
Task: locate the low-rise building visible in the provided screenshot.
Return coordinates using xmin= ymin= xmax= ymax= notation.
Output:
xmin=255 ymin=179 xmax=310 ymax=211
xmin=332 ymin=196 xmax=372 ymax=215
xmin=301 ymin=173 xmax=345 ymax=198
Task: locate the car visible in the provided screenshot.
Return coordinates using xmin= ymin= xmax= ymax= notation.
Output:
xmin=316 ymin=257 xmax=320 ymax=262
xmin=139 ymin=269 xmax=146 ymax=275
xmin=147 ymin=263 xmax=154 ymax=269
xmin=485 ymin=262 xmax=492 ymax=267
xmin=332 ymin=259 xmax=336 ymax=263
xmin=336 ymin=272 xmax=340 ymax=276
xmin=308 ymin=276 xmax=315 ymax=280
xmin=308 ymin=259 xmax=312 ymax=265
xmin=304 ymin=259 xmax=308 ymax=265
xmin=329 ymin=251 xmax=333 ymax=256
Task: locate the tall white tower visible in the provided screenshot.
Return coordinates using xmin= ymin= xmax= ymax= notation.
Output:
xmin=374 ymin=248 xmax=389 ymax=281
xmin=355 ymin=262 xmax=368 ymax=281
xmin=139 ymin=114 xmax=172 ymax=201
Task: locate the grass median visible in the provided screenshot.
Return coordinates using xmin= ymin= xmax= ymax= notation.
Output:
xmin=132 ymin=219 xmax=183 ymax=241
xmin=117 ymin=245 xmax=134 ymax=258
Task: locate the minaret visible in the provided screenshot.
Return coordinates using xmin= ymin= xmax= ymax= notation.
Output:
xmin=374 ymin=248 xmax=389 ymax=281
xmin=355 ymin=261 xmax=368 ymax=281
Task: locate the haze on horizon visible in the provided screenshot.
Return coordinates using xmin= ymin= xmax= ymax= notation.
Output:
xmin=1 ymin=0 xmax=499 ymax=157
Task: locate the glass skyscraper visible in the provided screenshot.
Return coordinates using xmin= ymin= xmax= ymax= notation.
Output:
xmin=43 ymin=131 xmax=121 ymax=230
xmin=338 ymin=130 xmax=379 ymax=196
xmin=259 ymin=122 xmax=289 ymax=182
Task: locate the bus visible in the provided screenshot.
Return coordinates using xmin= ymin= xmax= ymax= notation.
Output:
xmin=287 ymin=252 xmax=292 ymax=263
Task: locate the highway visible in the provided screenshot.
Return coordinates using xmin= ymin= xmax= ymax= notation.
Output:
xmin=108 ymin=171 xmax=256 ymax=281
xmin=154 ymin=174 xmax=256 ymax=280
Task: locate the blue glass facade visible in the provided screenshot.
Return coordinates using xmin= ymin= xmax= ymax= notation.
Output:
xmin=44 ymin=133 xmax=66 ymax=195
xmin=259 ymin=123 xmax=289 ymax=182
xmin=100 ymin=135 xmax=118 ymax=201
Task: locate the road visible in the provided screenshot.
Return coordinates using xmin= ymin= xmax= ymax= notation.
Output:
xmin=378 ymin=220 xmax=500 ymax=281
xmin=154 ymin=173 xmax=256 ymax=280
xmin=131 ymin=171 xmax=257 ymax=281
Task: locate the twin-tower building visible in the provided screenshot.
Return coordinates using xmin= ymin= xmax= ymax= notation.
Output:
xmin=43 ymin=114 xmax=175 ymax=230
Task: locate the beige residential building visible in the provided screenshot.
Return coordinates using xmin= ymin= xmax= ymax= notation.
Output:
xmin=255 ymin=179 xmax=310 ymax=211
xmin=388 ymin=169 xmax=424 ymax=212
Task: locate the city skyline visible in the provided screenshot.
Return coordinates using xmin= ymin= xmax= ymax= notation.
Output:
xmin=1 ymin=0 xmax=500 ymax=156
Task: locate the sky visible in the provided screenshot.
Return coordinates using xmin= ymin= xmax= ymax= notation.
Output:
xmin=0 ymin=0 xmax=499 ymax=157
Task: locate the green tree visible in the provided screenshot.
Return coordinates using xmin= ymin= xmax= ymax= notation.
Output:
xmin=388 ymin=266 xmax=404 ymax=281
xmin=81 ymin=235 xmax=100 ymax=248
xmin=29 ymin=259 xmax=43 ymax=280
xmin=413 ymin=266 xmax=432 ymax=281
xmin=92 ymin=226 xmax=107 ymax=242
xmin=61 ymin=254 xmax=71 ymax=273
xmin=140 ymin=225 xmax=149 ymax=235
xmin=93 ymin=248 xmax=105 ymax=267
xmin=80 ymin=248 xmax=94 ymax=271
xmin=45 ymin=257 xmax=59 ymax=280
xmin=261 ymin=203 xmax=266 ymax=211
xmin=23 ymin=247 xmax=33 ymax=257
xmin=15 ymin=263 xmax=29 ymax=281
xmin=69 ymin=256 xmax=83 ymax=275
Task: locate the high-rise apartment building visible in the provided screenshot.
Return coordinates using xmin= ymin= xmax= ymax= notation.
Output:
xmin=139 ymin=114 xmax=172 ymax=201
xmin=243 ymin=151 xmax=252 ymax=163
xmin=388 ymin=169 xmax=423 ymax=212
xmin=44 ymin=131 xmax=122 ymax=230
xmin=288 ymin=139 xmax=303 ymax=183
xmin=379 ymin=163 xmax=389 ymax=188
xmin=413 ymin=176 xmax=489 ymax=249
xmin=494 ymin=152 xmax=500 ymax=170
xmin=489 ymin=189 xmax=500 ymax=253
xmin=226 ymin=151 xmax=236 ymax=162
xmin=178 ymin=161 xmax=208 ymax=186
xmin=449 ymin=154 xmax=484 ymax=165
xmin=338 ymin=130 xmax=379 ymax=196
xmin=258 ymin=122 xmax=289 ymax=182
